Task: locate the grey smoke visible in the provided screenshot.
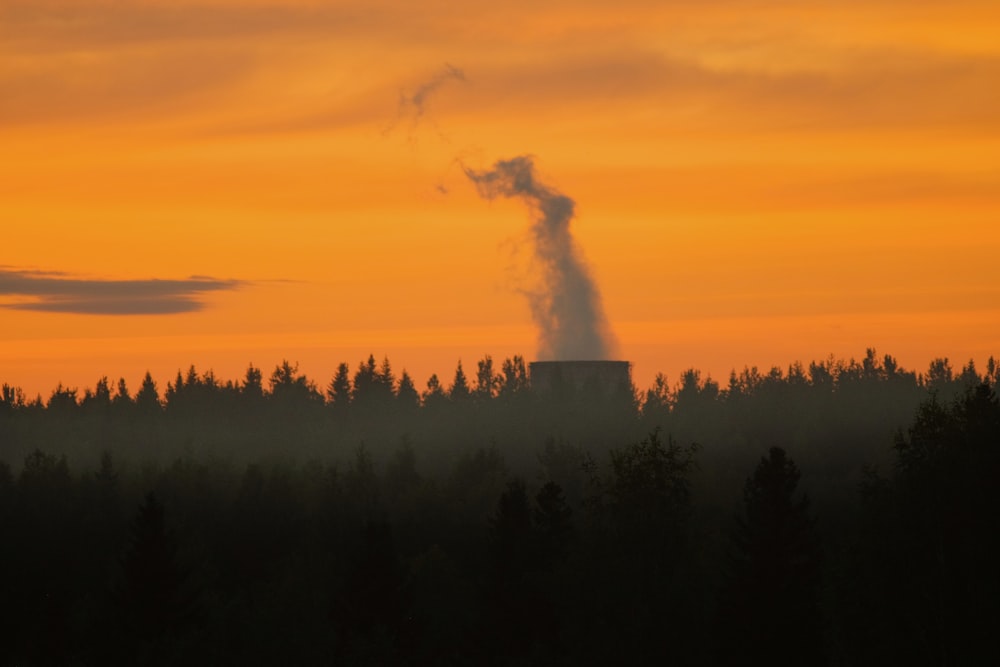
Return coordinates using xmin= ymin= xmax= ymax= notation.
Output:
xmin=463 ymin=156 xmax=616 ymax=361
xmin=388 ymin=63 xmax=466 ymax=133
xmin=0 ymin=267 xmax=242 ymax=315
xmin=405 ymin=63 xmax=465 ymax=120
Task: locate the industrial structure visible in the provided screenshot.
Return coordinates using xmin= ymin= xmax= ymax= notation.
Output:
xmin=528 ymin=360 xmax=632 ymax=396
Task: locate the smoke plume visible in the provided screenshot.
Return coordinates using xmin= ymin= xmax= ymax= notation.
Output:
xmin=387 ymin=63 xmax=466 ymax=134
xmin=464 ymin=156 xmax=616 ymax=360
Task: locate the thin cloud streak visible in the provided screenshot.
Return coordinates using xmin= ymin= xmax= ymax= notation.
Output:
xmin=199 ymin=48 xmax=1000 ymax=140
xmin=0 ymin=268 xmax=243 ymax=315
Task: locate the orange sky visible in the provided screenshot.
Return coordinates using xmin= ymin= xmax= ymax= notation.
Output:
xmin=2 ymin=0 xmax=999 ymax=399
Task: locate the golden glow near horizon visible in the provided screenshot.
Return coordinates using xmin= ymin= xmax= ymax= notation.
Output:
xmin=2 ymin=0 xmax=999 ymax=398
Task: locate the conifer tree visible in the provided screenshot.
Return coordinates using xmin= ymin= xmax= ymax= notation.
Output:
xmin=717 ymin=447 xmax=823 ymax=666
xmin=449 ymin=360 xmax=470 ymax=401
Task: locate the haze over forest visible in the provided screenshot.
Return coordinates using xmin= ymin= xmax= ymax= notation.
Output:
xmin=2 ymin=348 xmax=999 ymax=663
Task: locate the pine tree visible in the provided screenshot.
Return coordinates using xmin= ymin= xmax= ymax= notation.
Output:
xmin=327 ymin=362 xmax=352 ymax=411
xmin=716 ymin=447 xmax=823 ymax=666
xmin=134 ymin=372 xmax=160 ymax=412
xmin=113 ymin=494 xmax=198 ymax=661
xmin=449 ymin=360 xmax=470 ymax=401
xmin=396 ymin=370 xmax=420 ymax=410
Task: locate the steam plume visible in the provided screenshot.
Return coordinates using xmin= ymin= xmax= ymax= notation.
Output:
xmin=406 ymin=63 xmax=465 ymax=120
xmin=464 ymin=156 xmax=616 ymax=360
xmin=387 ymin=63 xmax=466 ymax=134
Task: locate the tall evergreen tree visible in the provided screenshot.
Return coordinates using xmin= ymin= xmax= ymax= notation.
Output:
xmin=422 ymin=374 xmax=446 ymax=409
xmin=474 ymin=355 xmax=499 ymax=401
xmin=327 ymin=362 xmax=352 ymax=412
xmin=241 ymin=363 xmax=264 ymax=402
xmin=449 ymin=360 xmax=470 ymax=402
xmin=134 ymin=372 xmax=160 ymax=412
xmin=396 ymin=370 xmax=420 ymax=410
xmin=498 ymin=355 xmax=528 ymax=398
xmin=716 ymin=447 xmax=823 ymax=666
xmin=113 ymin=494 xmax=198 ymax=663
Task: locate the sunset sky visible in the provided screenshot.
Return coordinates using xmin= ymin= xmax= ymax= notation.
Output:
xmin=2 ymin=0 xmax=999 ymax=399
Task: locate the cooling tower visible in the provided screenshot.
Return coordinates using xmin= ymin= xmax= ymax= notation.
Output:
xmin=528 ymin=360 xmax=632 ymax=396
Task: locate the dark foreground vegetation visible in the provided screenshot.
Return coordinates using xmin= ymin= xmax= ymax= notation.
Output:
xmin=0 ymin=350 xmax=997 ymax=665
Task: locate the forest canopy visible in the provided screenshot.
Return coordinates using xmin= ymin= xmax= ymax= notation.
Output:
xmin=0 ymin=349 xmax=997 ymax=664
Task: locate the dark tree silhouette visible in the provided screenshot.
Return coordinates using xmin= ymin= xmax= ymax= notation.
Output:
xmin=498 ymin=355 xmax=528 ymax=398
xmin=47 ymin=383 xmax=78 ymax=413
xmin=352 ymin=355 xmax=379 ymax=409
xmin=850 ymin=383 xmax=1000 ymax=664
xmin=241 ymin=364 xmax=264 ymax=402
xmin=717 ymin=447 xmax=824 ymax=666
xmin=134 ymin=371 xmax=161 ymax=412
xmin=483 ymin=479 xmax=538 ymax=663
xmin=475 ymin=355 xmax=499 ymax=401
xmin=421 ymin=373 xmax=446 ymax=409
xmin=327 ymin=362 xmax=352 ymax=412
xmin=82 ymin=376 xmax=112 ymax=410
xmin=269 ymin=360 xmax=321 ymax=407
xmin=396 ymin=370 xmax=420 ymax=410
xmin=449 ymin=360 xmax=471 ymax=401
xmin=112 ymin=377 xmax=131 ymax=408
xmin=376 ymin=356 xmax=396 ymax=404
xmin=113 ymin=493 xmax=198 ymax=663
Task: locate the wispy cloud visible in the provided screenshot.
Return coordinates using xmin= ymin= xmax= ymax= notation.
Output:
xmin=382 ymin=63 xmax=467 ymax=137
xmin=453 ymin=49 xmax=1000 ymax=132
xmin=0 ymin=268 xmax=243 ymax=315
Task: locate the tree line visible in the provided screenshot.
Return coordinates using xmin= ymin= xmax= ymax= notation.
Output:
xmin=0 ymin=349 xmax=997 ymax=664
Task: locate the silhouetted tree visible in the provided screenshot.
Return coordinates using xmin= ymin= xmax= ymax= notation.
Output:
xmin=716 ymin=447 xmax=823 ymax=666
xmin=352 ymin=355 xmax=379 ymax=409
xmin=327 ymin=362 xmax=352 ymax=412
xmin=850 ymin=383 xmax=1000 ymax=664
xmin=957 ymin=358 xmax=981 ymax=388
xmin=396 ymin=370 xmax=420 ymax=410
xmin=113 ymin=377 xmax=131 ymax=408
xmin=376 ymin=356 xmax=396 ymax=405
xmin=82 ymin=376 xmax=112 ymax=411
xmin=642 ymin=372 xmax=671 ymax=415
xmin=604 ymin=429 xmax=696 ymax=543
xmin=474 ymin=355 xmax=499 ymax=401
xmin=926 ymin=357 xmax=954 ymax=394
xmin=134 ymin=372 xmax=160 ymax=413
xmin=269 ymin=360 xmax=322 ymax=409
xmin=484 ymin=479 xmax=537 ymax=662
xmin=112 ymin=493 xmax=198 ymax=663
xmin=449 ymin=360 xmax=471 ymax=402
xmin=47 ymin=383 xmax=79 ymax=413
xmin=577 ymin=429 xmax=700 ymax=663
xmin=241 ymin=364 xmax=264 ymax=402
xmin=422 ymin=374 xmax=446 ymax=410
xmin=481 ymin=478 xmax=573 ymax=663
xmin=498 ymin=355 xmax=528 ymax=398
xmin=1 ymin=383 xmax=25 ymax=412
